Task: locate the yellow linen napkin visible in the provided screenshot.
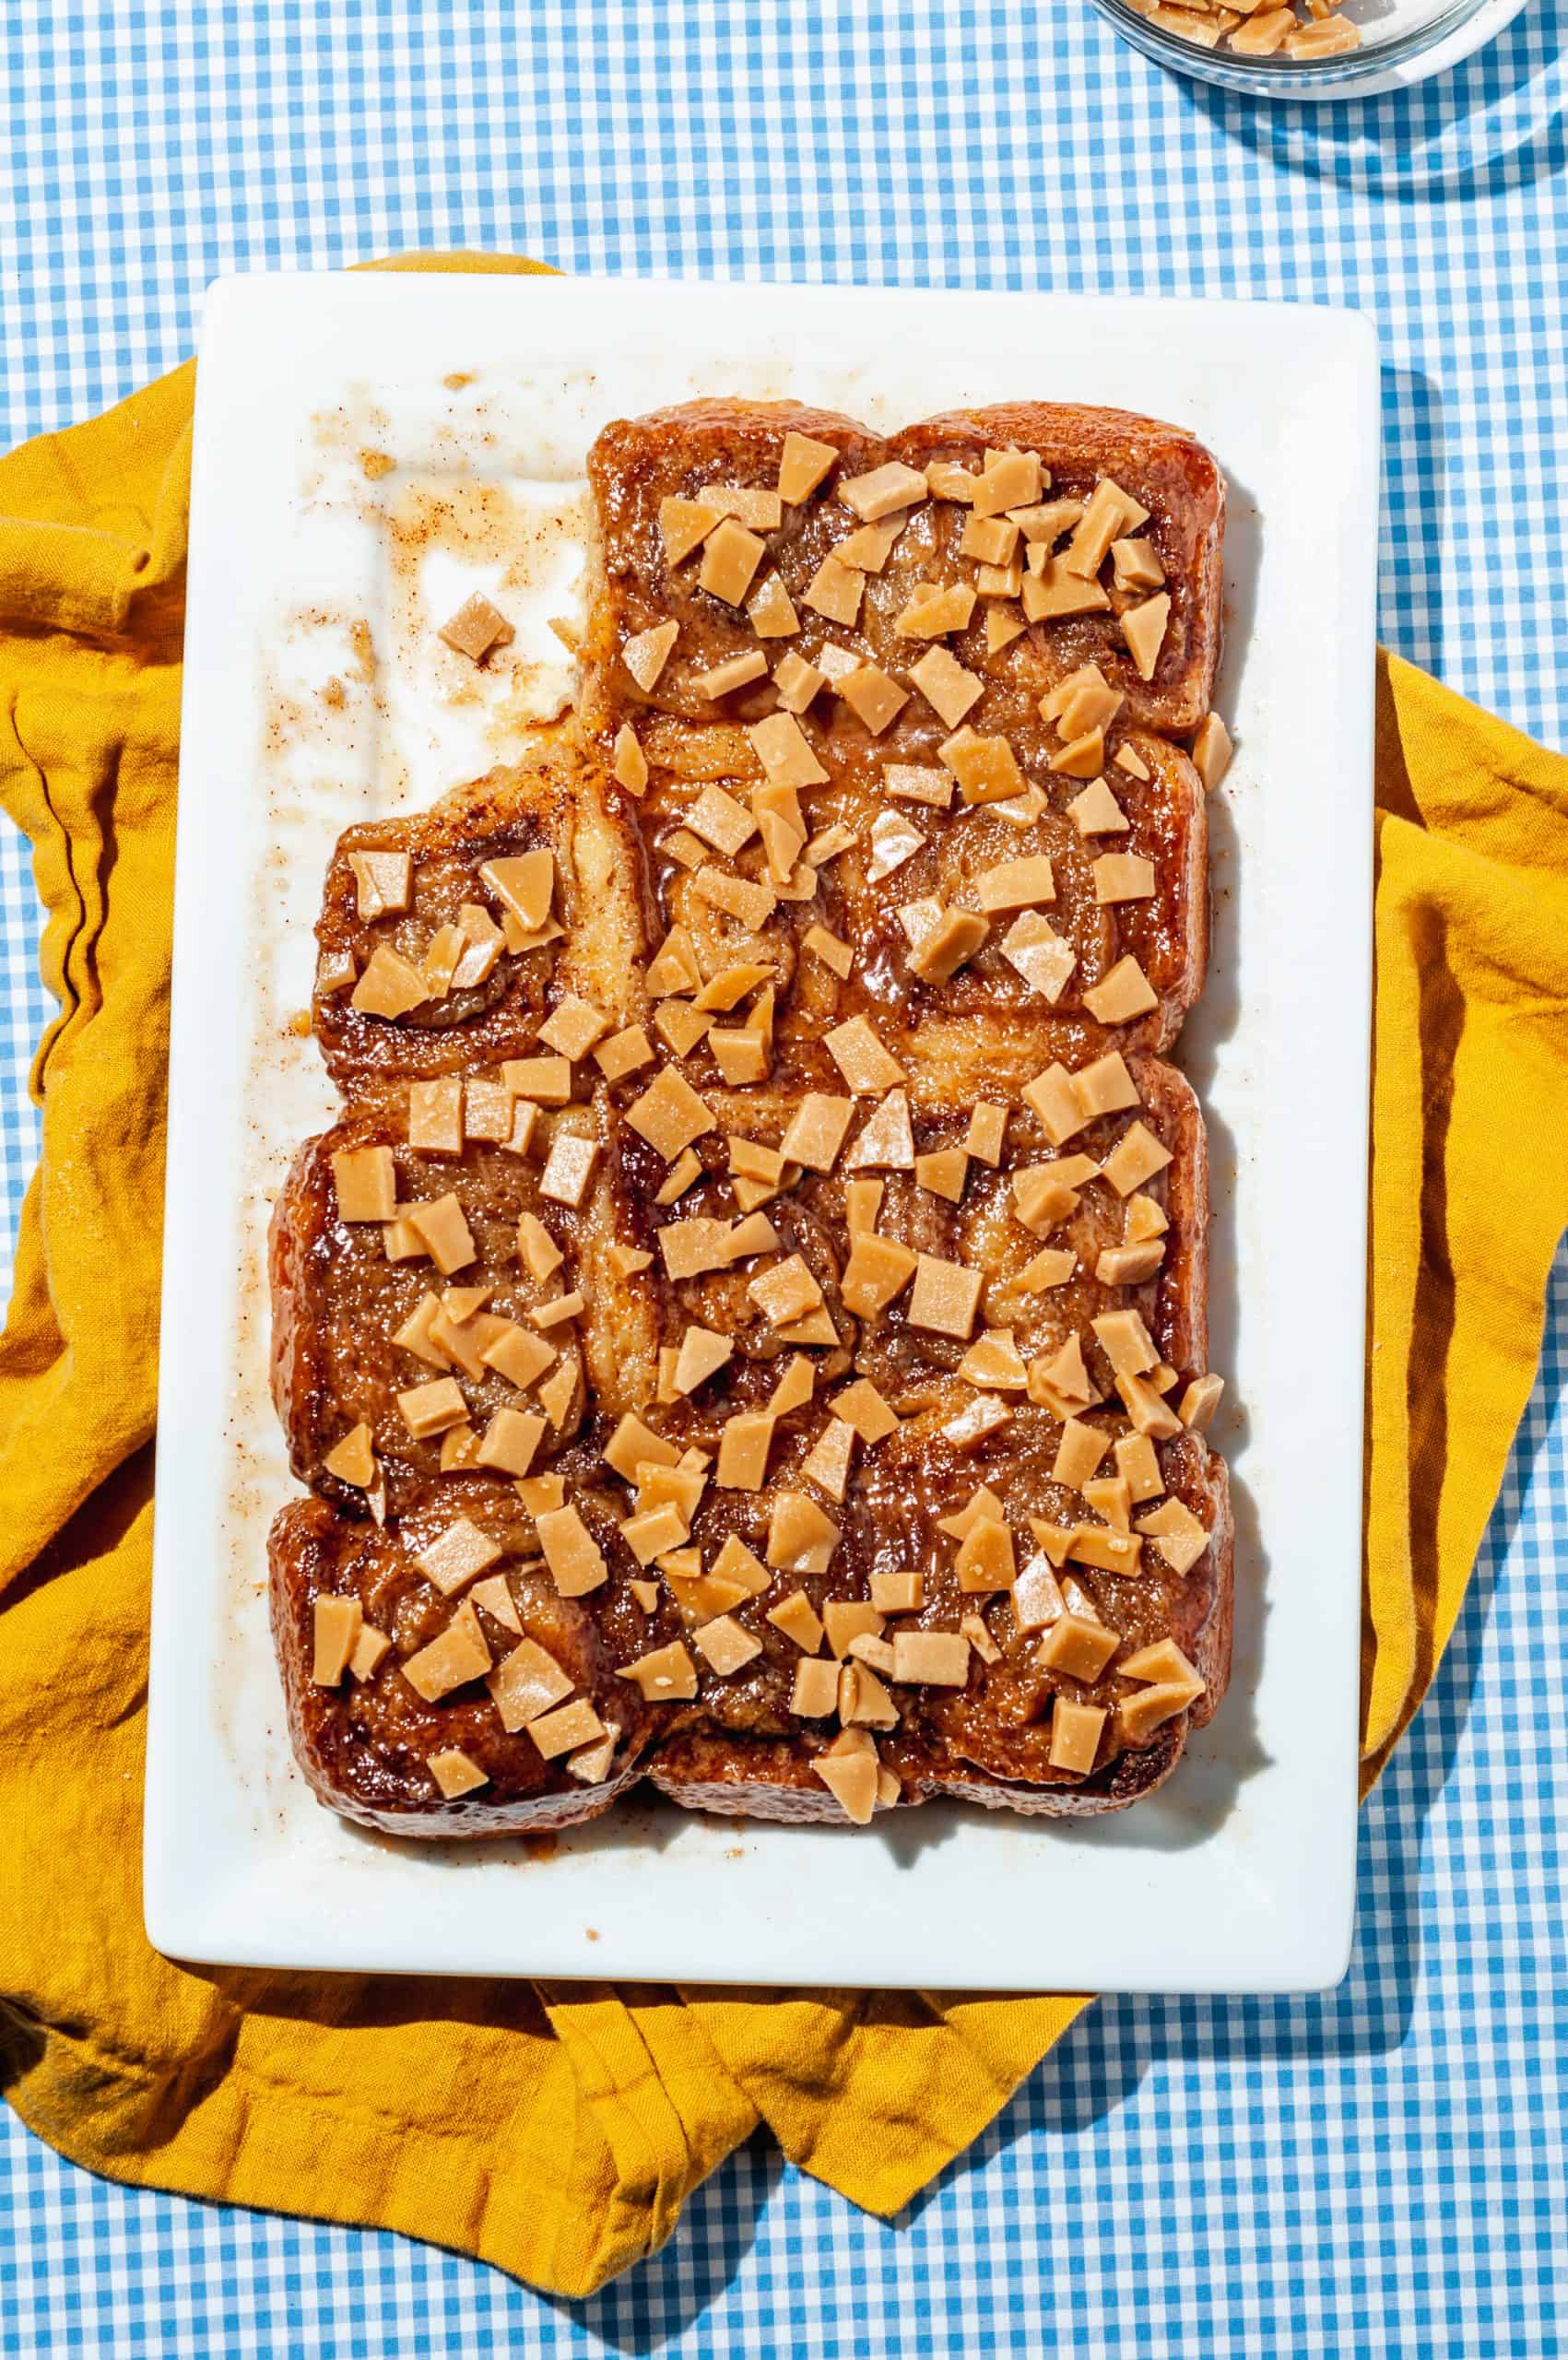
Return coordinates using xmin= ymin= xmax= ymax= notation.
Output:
xmin=1362 ymin=667 xmax=1568 ymax=1780
xmin=1 ymin=254 xmax=1564 ymax=2295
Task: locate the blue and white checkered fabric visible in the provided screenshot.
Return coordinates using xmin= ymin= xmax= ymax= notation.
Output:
xmin=3 ymin=2 xmax=1566 ymax=2351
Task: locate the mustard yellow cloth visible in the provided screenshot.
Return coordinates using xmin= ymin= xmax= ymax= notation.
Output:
xmin=1 ymin=253 xmax=1564 ymax=2297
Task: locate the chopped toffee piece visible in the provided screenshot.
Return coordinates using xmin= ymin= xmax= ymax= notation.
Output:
xmin=1048 ymin=1698 xmax=1106 ymax=1776
xmin=778 ymin=430 xmax=841 ymax=504
xmin=439 ymin=593 xmax=513 ymax=665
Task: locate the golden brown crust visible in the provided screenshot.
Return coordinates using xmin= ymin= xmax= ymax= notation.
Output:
xmin=584 ymin=400 xmax=1215 ymax=1068
xmin=313 ymin=742 xmax=647 ymax=1094
xmin=269 ymin=1103 xmax=604 ymax=1514
xmin=595 ymin=1056 xmax=1206 ymax=1424
xmin=273 ymin=1040 xmax=1228 ymax=1831
xmin=270 ymin=1489 xmax=657 ymax=1835
xmin=584 ymin=396 xmax=1224 ymax=742
xmin=625 ymin=724 xmax=1207 ymax=1072
xmin=891 ymin=404 xmax=1225 ymax=734
xmin=582 ymin=398 xmax=883 ymax=739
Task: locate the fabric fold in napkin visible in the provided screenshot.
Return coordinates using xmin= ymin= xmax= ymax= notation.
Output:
xmin=0 ymin=252 xmax=1563 ymax=2295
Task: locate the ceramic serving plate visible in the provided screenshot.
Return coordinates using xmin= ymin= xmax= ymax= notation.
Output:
xmin=145 ymin=272 xmax=1377 ymax=1990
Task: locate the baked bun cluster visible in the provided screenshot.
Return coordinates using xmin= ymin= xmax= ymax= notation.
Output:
xmin=269 ymin=399 xmax=1233 ymax=1834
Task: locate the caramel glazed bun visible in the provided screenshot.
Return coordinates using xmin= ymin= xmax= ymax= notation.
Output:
xmin=268 ymin=398 xmax=1233 ymax=1836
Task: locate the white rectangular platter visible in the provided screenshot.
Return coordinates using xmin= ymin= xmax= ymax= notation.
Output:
xmin=145 ymin=271 xmax=1377 ymax=1990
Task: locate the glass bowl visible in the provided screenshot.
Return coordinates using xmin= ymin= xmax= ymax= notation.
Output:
xmin=1084 ymin=0 xmax=1525 ymax=99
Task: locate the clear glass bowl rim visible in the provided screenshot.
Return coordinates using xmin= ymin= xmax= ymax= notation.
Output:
xmin=1083 ymin=0 xmax=1498 ymax=88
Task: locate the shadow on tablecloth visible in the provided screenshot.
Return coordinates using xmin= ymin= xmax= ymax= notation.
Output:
xmin=1186 ymin=4 xmax=1565 ymax=206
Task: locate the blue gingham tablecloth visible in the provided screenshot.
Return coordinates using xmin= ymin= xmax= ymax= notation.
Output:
xmin=4 ymin=4 xmax=1566 ymax=2352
